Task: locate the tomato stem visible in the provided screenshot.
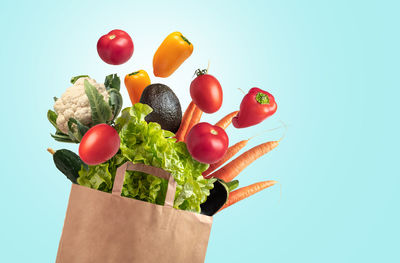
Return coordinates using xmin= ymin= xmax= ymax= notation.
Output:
xmin=211 ymin=129 xmax=218 ymax=135
xmin=109 ymin=35 xmax=116 ymax=40
xmin=256 ymin=92 xmax=270 ymax=104
xmin=194 ymin=68 xmax=208 ymax=77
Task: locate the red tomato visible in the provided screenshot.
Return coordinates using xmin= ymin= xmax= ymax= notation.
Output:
xmin=190 ymin=73 xmax=223 ymax=113
xmin=79 ymin=124 xmax=120 ymax=165
xmin=186 ymin=122 xmax=229 ymax=164
xmin=97 ymin=29 xmax=134 ymax=65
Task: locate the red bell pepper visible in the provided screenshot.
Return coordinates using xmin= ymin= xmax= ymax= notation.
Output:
xmin=232 ymin=88 xmax=277 ymax=128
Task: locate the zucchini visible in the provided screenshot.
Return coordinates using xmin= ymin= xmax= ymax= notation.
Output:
xmin=53 ymin=149 xmax=87 ymax=184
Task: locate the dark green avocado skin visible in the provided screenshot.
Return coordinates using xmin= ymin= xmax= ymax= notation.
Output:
xmin=140 ymin=83 xmax=182 ymax=133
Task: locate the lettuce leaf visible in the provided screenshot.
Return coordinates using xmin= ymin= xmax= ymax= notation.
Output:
xmin=77 ymin=163 xmax=113 ymax=192
xmin=78 ymin=103 xmax=216 ymax=213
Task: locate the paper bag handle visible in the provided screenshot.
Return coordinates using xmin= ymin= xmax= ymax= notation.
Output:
xmin=112 ymin=162 xmax=177 ymax=207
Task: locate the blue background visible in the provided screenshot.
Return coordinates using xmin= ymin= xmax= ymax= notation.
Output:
xmin=1 ymin=0 xmax=398 ymax=262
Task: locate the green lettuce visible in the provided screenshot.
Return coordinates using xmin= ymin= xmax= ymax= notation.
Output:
xmin=78 ymin=103 xmax=216 ymax=213
xmin=77 ymin=163 xmax=113 ymax=192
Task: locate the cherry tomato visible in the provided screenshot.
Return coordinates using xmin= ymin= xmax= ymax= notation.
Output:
xmin=97 ymin=29 xmax=134 ymax=65
xmin=186 ymin=122 xmax=229 ymax=164
xmin=190 ymin=71 xmax=223 ymax=113
xmin=79 ymin=124 xmax=120 ymax=165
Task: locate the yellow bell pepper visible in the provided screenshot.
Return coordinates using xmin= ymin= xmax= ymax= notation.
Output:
xmin=153 ymin=32 xmax=193 ymax=78
xmin=124 ymin=70 xmax=151 ymax=105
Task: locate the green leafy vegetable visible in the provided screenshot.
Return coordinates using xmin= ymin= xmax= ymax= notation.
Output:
xmin=67 ymin=118 xmax=90 ymax=142
xmin=104 ymin=74 xmax=122 ymax=123
xmin=70 ymin=75 xmax=89 ymax=84
xmin=121 ymin=171 xmax=167 ymax=205
xmin=84 ymin=80 xmax=112 ymax=125
xmin=108 ymin=88 xmax=123 ymax=123
xmin=51 ymin=131 xmax=76 ymax=143
xmin=47 ymin=110 xmax=58 ymax=130
xmin=104 ymin=74 xmax=121 ymax=91
xmin=48 ymin=110 xmax=76 ymax=143
xmin=77 ymin=163 xmax=113 ymax=192
xmin=77 ymin=103 xmax=216 ymax=213
xmin=118 ymin=103 xmax=215 ymax=212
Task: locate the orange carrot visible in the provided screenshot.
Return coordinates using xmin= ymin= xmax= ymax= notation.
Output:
xmin=184 ymin=105 xmax=203 ymax=141
xmin=175 ymin=101 xmax=195 ymax=142
xmin=219 ymin=180 xmax=277 ymax=211
xmin=203 ymin=139 xmax=249 ymax=178
xmin=210 ymin=141 xmax=279 ymax=182
xmin=215 ymin=111 xmax=239 ymax=129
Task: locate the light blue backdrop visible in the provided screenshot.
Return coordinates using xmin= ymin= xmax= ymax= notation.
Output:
xmin=1 ymin=0 xmax=398 ymax=262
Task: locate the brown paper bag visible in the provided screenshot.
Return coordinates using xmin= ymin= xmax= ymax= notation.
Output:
xmin=56 ymin=162 xmax=213 ymax=263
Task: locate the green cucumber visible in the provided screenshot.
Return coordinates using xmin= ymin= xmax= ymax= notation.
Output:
xmin=53 ymin=149 xmax=87 ymax=184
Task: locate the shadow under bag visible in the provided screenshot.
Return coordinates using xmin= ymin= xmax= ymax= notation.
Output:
xmin=56 ymin=162 xmax=213 ymax=263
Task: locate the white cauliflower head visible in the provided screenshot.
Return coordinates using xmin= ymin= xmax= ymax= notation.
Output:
xmin=54 ymin=77 xmax=109 ymax=134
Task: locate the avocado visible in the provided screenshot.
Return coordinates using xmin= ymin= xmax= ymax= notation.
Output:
xmin=139 ymin=83 xmax=182 ymax=133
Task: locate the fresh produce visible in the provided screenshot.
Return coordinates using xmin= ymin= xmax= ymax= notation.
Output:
xmin=53 ymin=77 xmax=109 ymax=134
xmin=203 ymin=139 xmax=249 ymax=178
xmin=226 ymin=180 xmax=240 ymax=192
xmin=175 ymin=101 xmax=195 ymax=142
xmin=201 ymin=179 xmax=239 ymax=215
xmin=184 ymin=105 xmax=203 ymax=141
xmin=79 ymin=124 xmax=120 ymax=165
xmin=186 ymin=122 xmax=229 ymax=164
xmin=124 ymin=70 xmax=151 ymax=105
xmin=153 ymin=32 xmax=193 ymax=77
xmin=48 ymin=148 xmax=87 ymax=184
xmin=77 ymin=163 xmax=115 ymax=192
xmin=210 ymin=141 xmax=279 ymax=182
xmin=233 ymin=88 xmax=277 ymax=128
xmin=139 ymin=83 xmax=182 ymax=133
xmin=190 ymin=69 xmax=223 ymax=113
xmin=47 ymin=32 xmax=282 ymax=216
xmin=97 ymin=29 xmax=134 ymax=65
xmin=215 ymin=111 xmax=239 ymax=129
xmin=49 ymin=74 xmax=122 ymax=143
xmin=78 ymin=103 xmax=216 ymax=212
xmin=219 ymin=180 xmax=277 ymax=212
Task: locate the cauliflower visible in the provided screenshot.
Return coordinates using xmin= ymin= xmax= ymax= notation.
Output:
xmin=54 ymin=77 xmax=110 ymax=134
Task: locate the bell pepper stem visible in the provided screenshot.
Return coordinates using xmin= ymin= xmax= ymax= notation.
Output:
xmin=128 ymin=71 xmax=140 ymax=76
xmin=255 ymin=92 xmax=270 ymax=104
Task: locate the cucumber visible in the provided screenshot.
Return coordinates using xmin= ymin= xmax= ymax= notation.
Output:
xmin=53 ymin=149 xmax=87 ymax=184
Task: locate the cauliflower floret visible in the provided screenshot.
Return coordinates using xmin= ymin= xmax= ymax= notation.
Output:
xmin=54 ymin=77 xmax=109 ymax=134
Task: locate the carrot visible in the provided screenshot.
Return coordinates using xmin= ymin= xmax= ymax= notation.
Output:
xmin=210 ymin=141 xmax=279 ymax=182
xmin=184 ymin=105 xmax=203 ymax=141
xmin=203 ymin=139 xmax=249 ymax=178
xmin=215 ymin=111 xmax=239 ymax=129
xmin=175 ymin=101 xmax=195 ymax=142
xmin=219 ymin=180 xmax=277 ymax=212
